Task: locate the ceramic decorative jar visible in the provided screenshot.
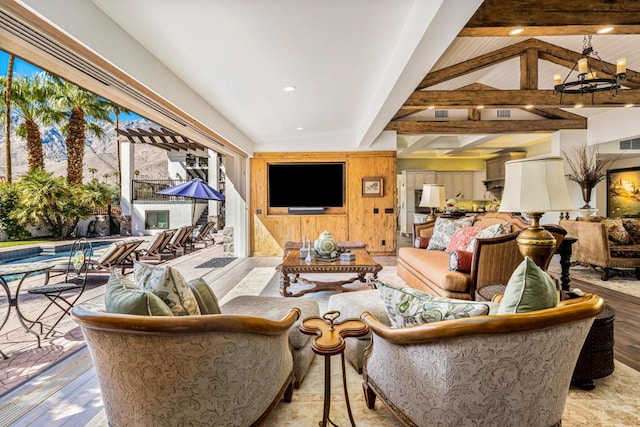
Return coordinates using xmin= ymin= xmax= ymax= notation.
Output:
xmin=314 ymin=230 xmax=337 ymax=256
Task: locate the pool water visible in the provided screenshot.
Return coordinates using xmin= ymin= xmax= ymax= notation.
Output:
xmin=0 ymin=242 xmax=111 ymax=282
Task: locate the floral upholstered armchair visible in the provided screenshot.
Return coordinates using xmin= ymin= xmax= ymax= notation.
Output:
xmin=72 ymin=305 xmax=299 ymax=427
xmin=360 ymin=292 xmax=604 ymax=427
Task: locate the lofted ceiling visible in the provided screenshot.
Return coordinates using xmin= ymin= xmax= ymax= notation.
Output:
xmin=392 ymin=0 xmax=640 ymax=160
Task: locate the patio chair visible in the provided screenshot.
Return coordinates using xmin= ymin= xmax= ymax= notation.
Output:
xmin=45 ymin=239 xmax=143 ymax=284
xmin=164 ymin=226 xmax=195 ymax=256
xmin=134 ymin=229 xmax=175 ymax=262
xmin=191 ymin=221 xmax=217 ymax=248
xmin=27 ymin=238 xmax=93 ymax=338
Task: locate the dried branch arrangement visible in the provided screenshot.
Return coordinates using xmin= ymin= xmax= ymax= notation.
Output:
xmin=563 ymin=143 xmax=617 ymax=187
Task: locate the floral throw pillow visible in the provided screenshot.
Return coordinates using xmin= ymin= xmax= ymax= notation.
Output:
xmin=603 ymin=218 xmax=632 ymax=244
xmin=133 ymin=262 xmax=201 ymax=316
xmin=466 ymin=222 xmax=512 ymax=252
xmin=446 ymin=226 xmax=482 ymax=253
xmin=376 ymin=281 xmax=490 ymax=327
xmin=426 ymin=216 xmax=474 ymax=251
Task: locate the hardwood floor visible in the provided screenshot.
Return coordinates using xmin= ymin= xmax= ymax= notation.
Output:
xmin=567 ymin=276 xmax=640 ymax=372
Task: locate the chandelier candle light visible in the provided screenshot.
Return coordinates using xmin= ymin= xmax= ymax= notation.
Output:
xmin=554 ymin=35 xmax=627 ymax=103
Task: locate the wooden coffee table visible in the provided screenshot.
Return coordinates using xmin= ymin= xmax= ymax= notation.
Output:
xmin=276 ymin=249 xmax=382 ymax=297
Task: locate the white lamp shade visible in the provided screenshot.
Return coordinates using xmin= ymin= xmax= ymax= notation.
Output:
xmin=419 ymin=184 xmax=446 ymax=208
xmin=499 ymin=157 xmax=575 ymax=213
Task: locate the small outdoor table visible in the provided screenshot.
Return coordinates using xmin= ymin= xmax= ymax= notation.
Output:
xmin=0 ymin=262 xmax=54 ymax=356
xmin=300 ymin=310 xmax=369 ymax=427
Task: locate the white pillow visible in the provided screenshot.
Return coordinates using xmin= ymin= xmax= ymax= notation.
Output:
xmin=466 ymin=222 xmax=512 ymax=252
xmin=133 ymin=262 xmax=201 ymax=316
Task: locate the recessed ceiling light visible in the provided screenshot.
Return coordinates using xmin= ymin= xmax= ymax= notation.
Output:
xmin=427 ymin=105 xmax=435 ymax=110
xmin=574 ymin=103 xmax=583 ymax=108
xmin=597 ymin=26 xmax=614 ymax=34
xmin=509 ymin=27 xmax=524 ymax=36
xmin=476 ymin=105 xmax=485 ymax=109
xmin=625 ymin=103 xmax=634 ymax=108
xmin=283 ymin=86 xmax=296 ymax=92
xmin=525 ymin=104 xmax=534 ymax=109
xmin=296 ymin=127 xmax=304 ymax=130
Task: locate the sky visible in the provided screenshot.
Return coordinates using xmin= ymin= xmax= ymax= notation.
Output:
xmin=0 ymin=50 xmax=143 ymax=122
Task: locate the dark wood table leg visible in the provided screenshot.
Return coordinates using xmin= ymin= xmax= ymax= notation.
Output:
xmin=557 ymin=237 xmax=577 ymax=293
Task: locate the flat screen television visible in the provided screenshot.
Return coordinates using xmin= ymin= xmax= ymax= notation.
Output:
xmin=268 ymin=162 xmax=345 ymax=208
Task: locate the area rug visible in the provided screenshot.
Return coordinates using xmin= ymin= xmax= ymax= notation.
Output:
xmin=195 ymin=257 xmax=237 ymax=269
xmin=548 ymin=265 xmax=640 ymax=298
xmin=220 ymin=266 xmax=640 ymax=427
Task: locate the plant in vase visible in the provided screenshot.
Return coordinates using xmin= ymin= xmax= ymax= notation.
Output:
xmin=563 ymin=143 xmax=617 ymax=211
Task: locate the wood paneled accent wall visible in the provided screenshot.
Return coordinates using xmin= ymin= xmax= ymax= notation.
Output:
xmin=250 ymin=151 xmax=397 ymax=256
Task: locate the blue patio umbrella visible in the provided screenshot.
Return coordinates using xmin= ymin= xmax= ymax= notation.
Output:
xmin=156 ymin=178 xmax=225 ymax=225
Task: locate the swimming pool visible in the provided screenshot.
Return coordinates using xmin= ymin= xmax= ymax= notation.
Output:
xmin=0 ymin=241 xmax=111 ymax=282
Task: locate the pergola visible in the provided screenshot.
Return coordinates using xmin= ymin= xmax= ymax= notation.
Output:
xmin=116 ymin=127 xmax=208 ymax=152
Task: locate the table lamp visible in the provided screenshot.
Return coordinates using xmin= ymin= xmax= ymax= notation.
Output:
xmin=419 ymin=184 xmax=446 ymax=221
xmin=499 ymin=157 xmax=575 ymax=267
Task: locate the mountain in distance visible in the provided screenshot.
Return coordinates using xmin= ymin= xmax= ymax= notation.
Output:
xmin=0 ymin=118 xmax=169 ymax=182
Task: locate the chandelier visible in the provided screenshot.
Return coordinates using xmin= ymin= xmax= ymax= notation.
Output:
xmin=553 ymin=35 xmax=627 ymax=102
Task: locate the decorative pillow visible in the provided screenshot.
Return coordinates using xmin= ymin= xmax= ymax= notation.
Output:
xmin=622 ymin=218 xmax=640 ymax=244
xmin=466 ymin=222 xmax=512 ymax=252
xmin=426 ymin=216 xmax=474 ymax=251
xmin=603 ymin=218 xmax=632 ymax=244
xmin=105 ymin=272 xmax=173 ymax=316
xmin=188 ymin=278 xmax=221 ymax=315
xmin=133 ymin=262 xmax=201 ymax=316
xmin=497 ymin=256 xmax=558 ymax=314
xmin=414 ymin=236 xmax=430 ymax=249
xmin=376 ymin=281 xmax=490 ymax=327
xmin=446 ymin=226 xmax=482 ymax=253
xmin=448 ymin=250 xmax=473 ymax=273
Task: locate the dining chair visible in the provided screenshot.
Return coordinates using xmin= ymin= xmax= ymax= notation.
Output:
xmin=27 ymin=238 xmax=93 ymax=338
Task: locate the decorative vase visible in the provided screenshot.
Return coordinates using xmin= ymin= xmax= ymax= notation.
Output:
xmin=314 ymin=230 xmax=337 ymax=256
xmin=580 ymin=183 xmax=594 ymax=209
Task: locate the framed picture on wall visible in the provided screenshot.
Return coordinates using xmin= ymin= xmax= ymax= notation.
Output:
xmin=607 ymin=166 xmax=640 ymax=218
xmin=362 ymin=177 xmax=384 ymax=197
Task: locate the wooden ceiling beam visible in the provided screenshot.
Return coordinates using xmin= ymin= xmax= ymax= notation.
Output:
xmin=386 ymin=118 xmax=587 ymax=134
xmin=417 ymin=39 xmax=547 ymax=89
xmin=520 ymin=49 xmax=538 ymax=90
xmin=404 ymin=89 xmax=640 ymax=109
xmin=461 ymin=0 xmax=640 ymax=36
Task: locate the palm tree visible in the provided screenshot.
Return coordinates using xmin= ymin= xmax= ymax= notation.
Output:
xmin=88 ymin=167 xmax=97 ymax=181
xmin=11 ymin=73 xmax=63 ymax=171
xmin=49 ymin=77 xmax=113 ymax=185
xmin=103 ymin=172 xmax=110 ymax=183
xmin=3 ymin=54 xmax=14 ymax=183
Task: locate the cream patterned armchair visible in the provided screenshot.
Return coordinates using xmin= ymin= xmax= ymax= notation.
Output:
xmin=360 ymin=293 xmax=604 ymax=427
xmin=72 ymin=305 xmax=300 ymax=427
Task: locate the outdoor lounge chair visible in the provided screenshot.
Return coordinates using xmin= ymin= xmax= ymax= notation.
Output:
xmin=191 ymin=221 xmax=217 ymax=248
xmin=164 ymin=226 xmax=195 ymax=256
xmin=45 ymin=239 xmax=144 ymax=283
xmin=134 ymin=229 xmax=175 ymax=262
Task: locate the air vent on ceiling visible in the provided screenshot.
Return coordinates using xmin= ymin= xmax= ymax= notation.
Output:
xmin=434 ymin=110 xmax=448 ymax=118
xmin=497 ymin=109 xmax=511 ymax=118
xmin=0 ymin=10 xmax=225 ymax=150
xmin=619 ymin=138 xmax=640 ymax=150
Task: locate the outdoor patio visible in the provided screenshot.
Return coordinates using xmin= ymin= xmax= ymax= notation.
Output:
xmin=0 ymin=237 xmax=228 ymax=397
